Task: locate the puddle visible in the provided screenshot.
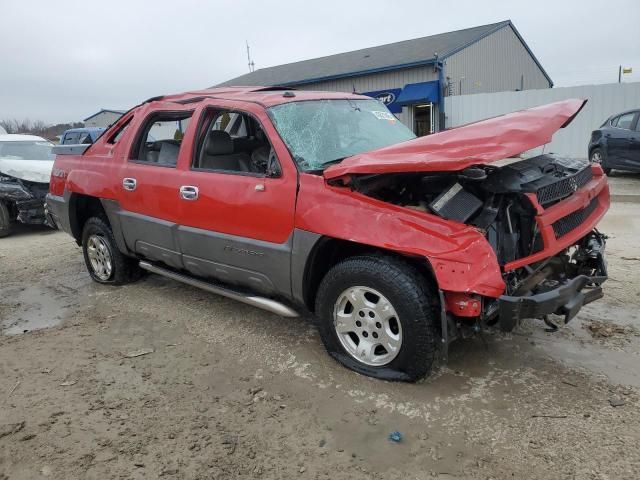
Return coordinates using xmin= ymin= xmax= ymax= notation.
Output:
xmin=528 ymin=303 xmax=640 ymax=387
xmin=0 ymin=285 xmax=74 ymax=335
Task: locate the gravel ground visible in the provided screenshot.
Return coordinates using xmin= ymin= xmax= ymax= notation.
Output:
xmin=1 ymin=202 xmax=639 ymax=479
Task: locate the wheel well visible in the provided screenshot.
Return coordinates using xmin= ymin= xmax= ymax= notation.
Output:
xmin=69 ymin=194 xmax=108 ymax=244
xmin=302 ymin=237 xmax=436 ymax=312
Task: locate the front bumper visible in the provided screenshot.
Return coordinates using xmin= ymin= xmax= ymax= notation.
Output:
xmin=498 ymin=231 xmax=607 ymax=329
xmin=0 ymin=179 xmax=49 ymax=226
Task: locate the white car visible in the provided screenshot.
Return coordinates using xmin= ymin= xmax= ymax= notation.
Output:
xmin=0 ymin=134 xmax=55 ymax=237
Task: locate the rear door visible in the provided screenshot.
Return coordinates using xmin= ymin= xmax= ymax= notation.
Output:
xmin=175 ymin=102 xmax=298 ymax=296
xmin=116 ymin=107 xmax=195 ymax=269
xmin=606 ymin=112 xmax=636 ymax=167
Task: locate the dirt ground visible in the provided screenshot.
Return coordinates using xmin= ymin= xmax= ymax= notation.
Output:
xmin=1 ymin=202 xmax=639 ymax=480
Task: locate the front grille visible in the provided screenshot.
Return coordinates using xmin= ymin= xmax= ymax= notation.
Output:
xmin=536 ymin=166 xmax=593 ymax=206
xmin=552 ymin=198 xmax=599 ymax=239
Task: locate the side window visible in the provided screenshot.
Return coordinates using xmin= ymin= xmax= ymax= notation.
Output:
xmin=108 ymin=117 xmax=133 ymax=144
xmin=78 ymin=132 xmax=93 ymax=144
xmin=615 ymin=112 xmax=635 ymax=130
xmin=192 ymin=109 xmax=279 ymax=176
xmin=131 ymin=111 xmax=193 ymax=167
xmin=62 ymin=132 xmax=80 ymax=145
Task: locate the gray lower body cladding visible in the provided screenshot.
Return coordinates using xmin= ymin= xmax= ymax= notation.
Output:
xmin=46 ymin=193 xmax=323 ymax=306
xmin=1 ymin=178 xmax=49 ymax=225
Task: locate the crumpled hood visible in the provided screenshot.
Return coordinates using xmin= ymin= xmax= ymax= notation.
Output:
xmin=0 ymin=159 xmax=54 ymax=183
xmin=324 ymin=99 xmax=587 ymax=181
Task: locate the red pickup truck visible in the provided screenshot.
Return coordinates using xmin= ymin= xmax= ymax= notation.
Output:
xmin=47 ymin=88 xmax=609 ymax=381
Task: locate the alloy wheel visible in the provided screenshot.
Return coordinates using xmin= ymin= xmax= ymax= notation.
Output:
xmin=591 ymin=150 xmax=603 ymax=164
xmin=333 ymin=286 xmax=402 ymax=366
xmin=86 ymin=234 xmax=113 ymax=281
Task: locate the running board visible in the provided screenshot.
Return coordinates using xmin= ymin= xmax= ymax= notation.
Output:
xmin=138 ymin=261 xmax=299 ymax=318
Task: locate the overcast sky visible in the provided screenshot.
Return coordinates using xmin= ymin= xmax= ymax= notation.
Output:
xmin=1 ymin=0 xmax=639 ymax=124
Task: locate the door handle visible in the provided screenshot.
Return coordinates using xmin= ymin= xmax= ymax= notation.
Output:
xmin=179 ymin=185 xmax=199 ymax=201
xmin=122 ymin=178 xmax=137 ymax=191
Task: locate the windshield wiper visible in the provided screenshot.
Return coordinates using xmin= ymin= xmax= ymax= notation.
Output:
xmin=321 ymin=157 xmax=346 ymax=167
xmin=304 ymin=157 xmax=347 ymax=174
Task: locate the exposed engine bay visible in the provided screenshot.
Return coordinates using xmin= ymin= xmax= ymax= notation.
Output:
xmin=347 ymin=154 xmax=593 ymax=265
xmin=343 ymin=154 xmax=607 ymax=327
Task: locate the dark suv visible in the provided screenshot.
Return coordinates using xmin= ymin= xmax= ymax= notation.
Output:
xmin=589 ymin=109 xmax=640 ymax=174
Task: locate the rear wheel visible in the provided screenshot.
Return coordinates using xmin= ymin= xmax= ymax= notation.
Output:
xmin=315 ymin=256 xmax=439 ymax=382
xmin=590 ymin=148 xmax=611 ymax=175
xmin=0 ymin=201 xmax=11 ymax=238
xmin=81 ymin=217 xmax=141 ymax=285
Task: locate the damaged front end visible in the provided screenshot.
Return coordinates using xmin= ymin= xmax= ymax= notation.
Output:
xmin=498 ymin=230 xmax=607 ymax=331
xmin=319 ymin=99 xmax=611 ymax=338
xmin=335 ymin=153 xmax=609 ymax=333
xmin=0 ymin=173 xmax=51 ymax=226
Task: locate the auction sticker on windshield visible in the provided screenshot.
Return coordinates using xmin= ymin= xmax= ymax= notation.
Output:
xmin=371 ymin=111 xmax=396 ymax=121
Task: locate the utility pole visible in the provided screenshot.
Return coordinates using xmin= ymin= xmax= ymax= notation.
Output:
xmin=246 ymin=41 xmax=255 ymax=73
xmin=619 ymin=65 xmax=622 ymax=83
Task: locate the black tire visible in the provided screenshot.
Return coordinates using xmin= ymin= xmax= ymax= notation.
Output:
xmin=81 ymin=216 xmax=141 ymax=285
xmin=315 ymin=255 xmax=439 ymax=382
xmin=0 ymin=201 xmax=11 ymax=238
xmin=590 ymin=148 xmax=611 ymax=175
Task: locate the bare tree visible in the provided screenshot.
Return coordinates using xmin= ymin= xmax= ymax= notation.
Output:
xmin=0 ymin=118 xmax=84 ymax=141
xmin=0 ymin=118 xmax=40 ymax=134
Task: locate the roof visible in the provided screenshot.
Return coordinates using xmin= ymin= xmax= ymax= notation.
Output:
xmin=83 ymin=109 xmax=126 ymax=122
xmin=218 ymin=20 xmax=551 ymax=88
xmin=143 ymin=86 xmax=368 ymax=108
xmin=0 ymin=134 xmax=49 ymax=142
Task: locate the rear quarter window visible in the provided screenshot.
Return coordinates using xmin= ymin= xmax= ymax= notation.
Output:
xmin=614 ymin=112 xmax=635 ymax=129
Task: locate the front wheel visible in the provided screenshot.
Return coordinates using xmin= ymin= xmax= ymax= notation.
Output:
xmin=81 ymin=217 xmax=141 ymax=285
xmin=315 ymin=256 xmax=439 ymax=382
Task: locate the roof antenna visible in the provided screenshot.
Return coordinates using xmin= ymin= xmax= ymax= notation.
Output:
xmin=246 ymin=41 xmax=255 ymax=73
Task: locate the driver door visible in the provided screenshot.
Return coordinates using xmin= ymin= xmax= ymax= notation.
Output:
xmin=175 ymin=104 xmax=298 ymax=296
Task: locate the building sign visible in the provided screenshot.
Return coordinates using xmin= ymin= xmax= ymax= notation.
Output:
xmin=362 ymin=88 xmax=403 ymax=113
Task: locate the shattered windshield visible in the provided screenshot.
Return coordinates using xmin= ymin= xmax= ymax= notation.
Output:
xmin=268 ymin=99 xmax=415 ymax=171
xmin=0 ymin=141 xmax=54 ymax=161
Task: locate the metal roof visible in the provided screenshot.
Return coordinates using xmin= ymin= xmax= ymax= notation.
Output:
xmin=83 ymin=109 xmax=126 ymax=122
xmin=218 ymin=21 xmax=518 ymax=87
